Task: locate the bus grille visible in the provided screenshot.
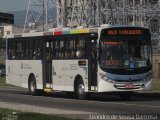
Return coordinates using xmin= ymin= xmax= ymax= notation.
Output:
xmin=114 ymin=80 xmax=144 ymax=90
xmin=114 ymin=79 xmax=142 ymax=82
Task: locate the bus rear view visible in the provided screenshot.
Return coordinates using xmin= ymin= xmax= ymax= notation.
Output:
xmin=98 ymin=26 xmax=152 ymax=100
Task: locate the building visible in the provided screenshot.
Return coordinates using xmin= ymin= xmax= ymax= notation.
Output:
xmin=0 ymin=12 xmax=23 ymax=64
xmin=0 ymin=25 xmax=12 ymax=38
xmin=0 ymin=25 xmax=23 ymax=38
xmin=0 ymin=12 xmax=23 ymax=38
xmin=0 ymin=12 xmax=14 ymax=25
xmin=0 ymin=12 xmax=14 ymax=38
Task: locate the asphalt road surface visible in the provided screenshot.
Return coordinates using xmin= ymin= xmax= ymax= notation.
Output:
xmin=0 ymin=86 xmax=160 ymax=119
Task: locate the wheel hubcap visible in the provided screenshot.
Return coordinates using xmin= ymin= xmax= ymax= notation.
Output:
xmin=78 ymin=84 xmax=85 ymax=95
xmin=30 ymin=81 xmax=35 ymax=92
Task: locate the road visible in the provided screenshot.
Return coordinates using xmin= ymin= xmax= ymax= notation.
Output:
xmin=0 ymin=86 xmax=160 ymax=119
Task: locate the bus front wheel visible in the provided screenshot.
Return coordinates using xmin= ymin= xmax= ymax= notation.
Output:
xmin=76 ymin=80 xmax=87 ymax=100
xmin=29 ymin=75 xmax=37 ymax=95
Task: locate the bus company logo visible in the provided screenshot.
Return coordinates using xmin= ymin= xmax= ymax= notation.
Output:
xmin=21 ymin=63 xmax=32 ymax=69
xmin=62 ymin=66 xmax=68 ymax=71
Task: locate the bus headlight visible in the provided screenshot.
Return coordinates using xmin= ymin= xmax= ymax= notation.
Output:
xmin=144 ymin=73 xmax=151 ymax=82
xmin=99 ymin=73 xmax=113 ymax=83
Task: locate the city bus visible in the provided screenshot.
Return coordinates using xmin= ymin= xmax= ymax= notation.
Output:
xmin=6 ymin=25 xmax=152 ymax=100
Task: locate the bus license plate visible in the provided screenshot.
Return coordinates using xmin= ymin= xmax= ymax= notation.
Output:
xmin=125 ymin=83 xmax=134 ymax=88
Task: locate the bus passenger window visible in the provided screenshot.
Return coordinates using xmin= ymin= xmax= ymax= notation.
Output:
xmin=8 ymin=49 xmax=12 ymax=59
xmin=25 ymin=49 xmax=29 ymax=58
xmin=65 ymin=52 xmax=68 ymax=58
xmin=12 ymin=50 xmax=16 ymax=59
xmin=76 ymin=48 xmax=84 ymax=58
xmin=71 ymin=51 xmax=76 ymax=58
xmin=55 ymin=51 xmax=59 ymax=59
xmin=67 ymin=52 xmax=71 ymax=58
xmin=34 ymin=48 xmax=41 ymax=59
xmin=37 ymin=48 xmax=41 ymax=59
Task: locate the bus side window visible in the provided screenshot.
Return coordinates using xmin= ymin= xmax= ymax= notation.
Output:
xmin=36 ymin=48 xmax=41 ymax=59
xmin=76 ymin=48 xmax=84 ymax=58
xmin=24 ymin=40 xmax=28 ymax=59
xmin=8 ymin=49 xmax=11 ymax=59
xmin=8 ymin=42 xmax=12 ymax=59
xmin=65 ymin=38 xmax=77 ymax=59
xmin=28 ymin=40 xmax=34 ymax=59
xmin=11 ymin=42 xmax=16 ymax=59
xmin=53 ymin=39 xmax=61 ymax=59
xmin=53 ymin=37 xmax=86 ymax=59
xmin=71 ymin=50 xmax=76 ymax=58
xmin=70 ymin=40 xmax=76 ymax=59
xmin=76 ymin=38 xmax=86 ymax=59
xmin=54 ymin=51 xmax=58 ymax=59
xmin=12 ymin=50 xmax=16 ymax=59
xmin=16 ymin=42 xmax=24 ymax=59
xmin=33 ymin=40 xmax=42 ymax=59
xmin=54 ymin=40 xmax=58 ymax=59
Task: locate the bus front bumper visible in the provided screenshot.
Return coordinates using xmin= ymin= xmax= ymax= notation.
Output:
xmin=97 ymin=79 xmax=153 ymax=92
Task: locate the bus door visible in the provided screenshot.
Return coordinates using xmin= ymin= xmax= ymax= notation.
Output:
xmin=43 ymin=40 xmax=52 ymax=89
xmin=88 ymin=39 xmax=97 ymax=91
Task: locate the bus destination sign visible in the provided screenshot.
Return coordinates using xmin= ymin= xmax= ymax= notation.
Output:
xmin=106 ymin=29 xmax=143 ymax=35
xmin=101 ymin=27 xmax=150 ymax=36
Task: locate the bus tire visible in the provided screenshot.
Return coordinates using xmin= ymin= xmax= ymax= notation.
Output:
xmin=76 ymin=79 xmax=87 ymax=100
xmin=119 ymin=92 xmax=133 ymax=101
xmin=28 ymin=75 xmax=37 ymax=96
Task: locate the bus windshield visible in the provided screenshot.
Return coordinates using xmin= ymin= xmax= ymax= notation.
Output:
xmin=99 ymin=37 xmax=152 ymax=69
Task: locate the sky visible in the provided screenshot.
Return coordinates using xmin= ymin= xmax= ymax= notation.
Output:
xmin=0 ymin=0 xmax=28 ymax=12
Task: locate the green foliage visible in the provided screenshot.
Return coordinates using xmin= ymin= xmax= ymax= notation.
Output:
xmin=0 ymin=108 xmax=75 ymax=120
xmin=0 ymin=77 xmax=6 ymax=86
xmin=153 ymin=79 xmax=160 ymax=92
xmin=18 ymin=114 xmax=73 ymax=120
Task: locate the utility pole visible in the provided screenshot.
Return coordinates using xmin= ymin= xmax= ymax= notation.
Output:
xmin=23 ymin=0 xmax=56 ymax=32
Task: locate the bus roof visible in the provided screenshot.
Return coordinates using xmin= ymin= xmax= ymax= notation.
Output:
xmin=104 ymin=25 xmax=150 ymax=30
xmin=7 ymin=28 xmax=98 ymax=39
xmin=7 ymin=25 xmax=150 ymax=39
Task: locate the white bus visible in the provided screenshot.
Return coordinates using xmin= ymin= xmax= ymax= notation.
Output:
xmin=6 ymin=25 xmax=152 ymax=100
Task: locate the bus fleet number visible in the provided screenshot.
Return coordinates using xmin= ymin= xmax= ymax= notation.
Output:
xmin=69 ymin=64 xmax=78 ymax=70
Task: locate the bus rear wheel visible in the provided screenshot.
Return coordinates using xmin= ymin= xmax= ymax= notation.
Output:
xmin=76 ymin=80 xmax=87 ymax=100
xmin=29 ymin=75 xmax=37 ymax=95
